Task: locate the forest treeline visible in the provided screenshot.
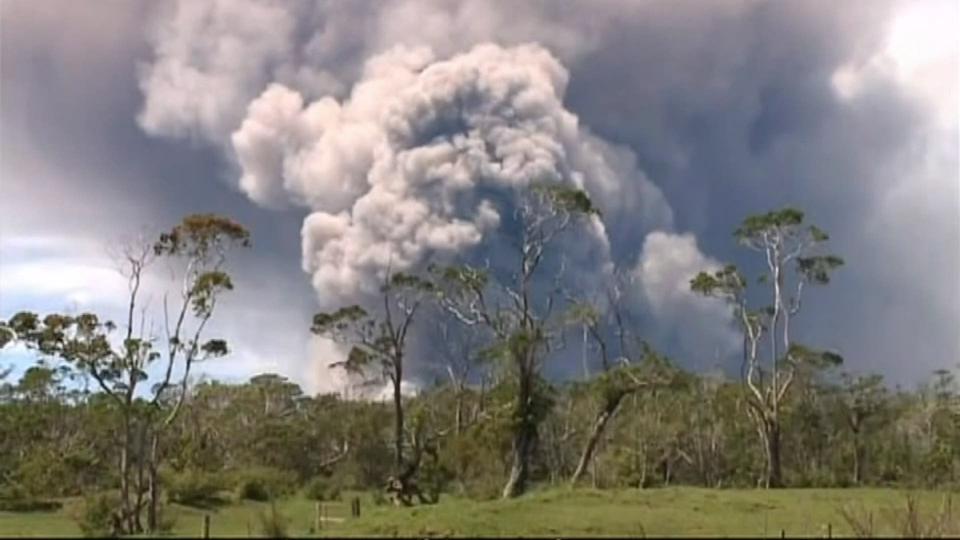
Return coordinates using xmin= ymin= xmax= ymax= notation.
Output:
xmin=1 ymin=359 xmax=958 ymax=503
xmin=0 ymin=190 xmax=958 ymax=536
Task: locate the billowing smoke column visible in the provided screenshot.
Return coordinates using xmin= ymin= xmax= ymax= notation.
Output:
xmin=138 ymin=9 xmax=741 ymax=386
xmin=228 ymin=43 xmax=673 ymax=307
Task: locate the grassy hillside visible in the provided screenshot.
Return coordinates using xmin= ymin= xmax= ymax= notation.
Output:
xmin=0 ymin=487 xmax=955 ymax=537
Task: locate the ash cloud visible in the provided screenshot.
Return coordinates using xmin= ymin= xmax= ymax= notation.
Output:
xmin=125 ymin=0 xmax=960 ymax=384
xmin=230 ymin=43 xmax=670 ymax=306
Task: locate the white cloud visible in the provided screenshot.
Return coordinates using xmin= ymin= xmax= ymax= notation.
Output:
xmin=632 ymin=231 xmax=739 ymax=369
xmin=0 ymin=236 xmax=129 ymax=311
xmin=831 ymin=0 xmax=957 ymax=128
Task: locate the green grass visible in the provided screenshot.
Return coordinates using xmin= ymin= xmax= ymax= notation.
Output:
xmin=0 ymin=487 xmax=955 ymax=537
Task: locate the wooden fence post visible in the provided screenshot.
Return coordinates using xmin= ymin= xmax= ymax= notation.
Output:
xmin=351 ymin=496 xmax=361 ymax=517
xmin=315 ymin=501 xmax=322 ymax=532
xmin=826 ymin=523 xmax=832 ymax=538
xmin=780 ymin=528 xmax=785 ymax=538
xmin=202 ymin=514 xmax=211 ymax=539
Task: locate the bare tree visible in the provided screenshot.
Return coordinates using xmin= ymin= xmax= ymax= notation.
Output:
xmin=565 ymin=293 xmax=674 ymax=487
xmin=691 ymin=207 xmax=843 ymax=487
xmin=311 ymin=271 xmax=434 ymax=505
xmin=431 ymin=183 xmax=599 ymax=498
xmin=3 ymin=214 xmax=249 ymax=534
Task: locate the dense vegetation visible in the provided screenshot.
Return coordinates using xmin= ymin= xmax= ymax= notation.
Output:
xmin=0 ymin=199 xmax=958 ymax=536
xmin=1 ymin=357 xmax=957 ymax=502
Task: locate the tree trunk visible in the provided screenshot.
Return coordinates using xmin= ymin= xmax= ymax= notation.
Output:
xmin=147 ymin=432 xmax=160 ymax=532
xmin=119 ymin=442 xmax=131 ymax=533
xmin=393 ymin=377 xmax=404 ymax=476
xmin=764 ymin=419 xmax=783 ymax=488
xmin=852 ymin=429 xmax=863 ymax=485
xmin=502 ymin=428 xmax=534 ymax=498
xmin=570 ymin=393 xmax=624 ymax=486
xmin=118 ymin=412 xmax=136 ymax=535
xmin=502 ymin=370 xmax=535 ymax=499
xmin=454 ymin=384 xmax=464 ymax=436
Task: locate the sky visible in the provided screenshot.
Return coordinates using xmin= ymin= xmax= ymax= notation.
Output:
xmin=1 ymin=0 xmax=957 ymax=394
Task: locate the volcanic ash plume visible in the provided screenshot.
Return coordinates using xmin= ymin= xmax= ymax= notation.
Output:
xmin=230 ymin=43 xmax=673 ymax=305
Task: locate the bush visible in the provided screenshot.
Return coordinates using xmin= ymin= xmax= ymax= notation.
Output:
xmin=884 ymin=493 xmax=958 ymax=538
xmin=70 ymin=492 xmax=119 ymax=538
xmin=0 ymin=498 xmax=63 ymax=512
xmin=0 ymin=482 xmax=59 ymax=512
xmin=257 ymin=501 xmax=289 ymax=538
xmin=464 ymin=473 xmax=506 ymax=501
xmin=370 ymin=489 xmax=388 ymax=506
xmin=0 ymin=482 xmax=27 ymax=501
xmin=231 ymin=467 xmax=297 ymax=502
xmin=153 ymin=504 xmax=178 ymax=536
xmin=303 ymin=476 xmax=342 ymax=501
xmin=165 ymin=469 xmax=226 ymax=506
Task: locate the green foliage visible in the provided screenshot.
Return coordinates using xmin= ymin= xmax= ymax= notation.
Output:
xmin=303 ymin=476 xmax=342 ymax=501
xmin=69 ymin=492 xmax=119 ymax=538
xmin=0 ymin=322 xmax=14 ymax=349
xmin=153 ymin=213 xmax=251 ymax=258
xmin=231 ymin=467 xmax=298 ymax=502
xmin=787 ymin=343 xmax=843 ymax=369
xmin=369 ymin=488 xmax=389 ymax=506
xmin=256 ymin=501 xmax=290 ymax=538
xmin=165 ymin=469 xmax=227 ymax=506
xmin=532 ymin=183 xmax=602 ymax=216
xmin=310 ymin=305 xmax=369 ymax=335
xmin=6 ymin=311 xmax=115 ymax=376
xmin=0 ymin=498 xmax=62 ymax=512
xmin=15 ymin=449 xmax=76 ymax=498
xmin=389 ymin=272 xmax=435 ymax=293
xmin=428 ymin=263 xmax=489 ymax=292
xmin=797 ymin=255 xmax=845 ymax=284
xmin=884 ymin=493 xmax=959 ymax=538
xmin=189 ymin=271 xmax=234 ymax=316
xmin=690 ymin=265 xmax=746 ymax=298
xmin=734 ymin=207 xmax=806 ymax=240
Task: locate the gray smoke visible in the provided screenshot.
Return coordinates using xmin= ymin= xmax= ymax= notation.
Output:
xmin=135 ymin=0 xmax=958 ymax=385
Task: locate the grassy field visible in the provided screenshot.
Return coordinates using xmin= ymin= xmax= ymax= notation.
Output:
xmin=0 ymin=487 xmax=955 ymax=537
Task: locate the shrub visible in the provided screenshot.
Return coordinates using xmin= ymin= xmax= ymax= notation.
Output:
xmin=165 ymin=469 xmax=226 ymax=506
xmin=370 ymin=489 xmax=388 ymax=506
xmin=838 ymin=502 xmax=876 ymax=538
xmin=303 ymin=476 xmax=342 ymax=501
xmin=0 ymin=498 xmax=63 ymax=512
xmin=464 ymin=473 xmax=506 ymax=501
xmin=257 ymin=501 xmax=289 ymax=538
xmin=0 ymin=482 xmax=59 ymax=512
xmin=153 ymin=504 xmax=178 ymax=536
xmin=884 ymin=493 xmax=958 ymax=538
xmin=70 ymin=492 xmax=119 ymax=538
xmin=231 ymin=467 xmax=297 ymax=502
xmin=0 ymin=482 xmax=27 ymax=501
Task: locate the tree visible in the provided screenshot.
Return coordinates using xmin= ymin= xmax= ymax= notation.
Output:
xmin=563 ymin=292 xmax=676 ymax=487
xmin=432 ymin=183 xmax=600 ymax=498
xmin=2 ymin=213 xmax=249 ymax=534
xmin=690 ymin=207 xmax=843 ymax=488
xmin=145 ymin=214 xmax=249 ymax=528
xmin=311 ymin=271 xmax=434 ymax=505
xmin=837 ymin=373 xmax=887 ymax=485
